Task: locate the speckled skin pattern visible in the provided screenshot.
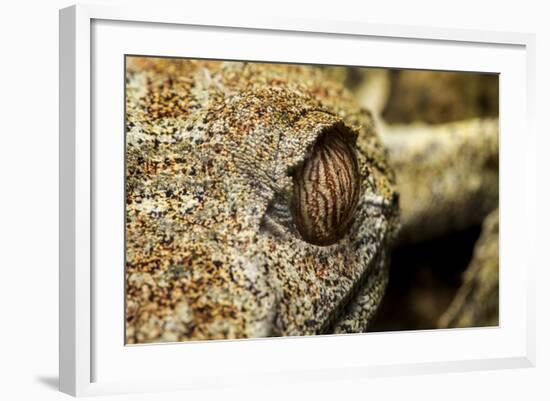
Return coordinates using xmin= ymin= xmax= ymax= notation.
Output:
xmin=381 ymin=119 xmax=499 ymax=244
xmin=438 ymin=208 xmax=499 ymax=328
xmin=125 ymin=58 xmax=398 ymax=343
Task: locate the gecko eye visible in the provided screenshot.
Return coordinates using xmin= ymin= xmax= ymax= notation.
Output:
xmin=291 ymin=130 xmax=361 ymax=246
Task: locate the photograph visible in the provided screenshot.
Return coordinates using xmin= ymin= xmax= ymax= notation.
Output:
xmin=124 ymin=56 xmax=499 ymax=344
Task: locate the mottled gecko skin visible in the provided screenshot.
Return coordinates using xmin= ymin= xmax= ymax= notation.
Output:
xmin=125 ymin=58 xmax=398 ymax=343
xmin=438 ymin=208 xmax=499 ymax=328
xmin=381 ymin=119 xmax=498 ymax=244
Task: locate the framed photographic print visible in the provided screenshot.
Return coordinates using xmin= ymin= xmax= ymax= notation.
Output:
xmin=59 ymin=4 xmax=536 ymax=397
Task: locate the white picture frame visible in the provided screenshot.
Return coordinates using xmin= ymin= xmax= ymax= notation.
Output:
xmin=59 ymin=4 xmax=536 ymax=397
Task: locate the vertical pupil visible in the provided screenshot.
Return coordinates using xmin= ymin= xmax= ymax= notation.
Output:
xmin=291 ymin=130 xmax=361 ymax=246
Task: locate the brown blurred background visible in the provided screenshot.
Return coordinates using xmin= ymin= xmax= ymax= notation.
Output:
xmin=349 ymin=68 xmax=500 ymax=331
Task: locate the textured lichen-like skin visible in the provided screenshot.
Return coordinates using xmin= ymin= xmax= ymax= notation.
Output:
xmin=125 ymin=58 xmax=398 ymax=343
xmin=381 ymin=119 xmax=499 ymax=244
xmin=438 ymin=209 xmax=499 ymax=328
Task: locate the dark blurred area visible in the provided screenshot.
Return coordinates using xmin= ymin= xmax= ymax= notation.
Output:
xmin=382 ymin=70 xmax=499 ymax=124
xmin=369 ymin=226 xmax=481 ymax=331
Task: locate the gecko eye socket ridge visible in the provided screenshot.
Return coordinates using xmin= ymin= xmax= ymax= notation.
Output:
xmin=291 ymin=130 xmax=361 ymax=246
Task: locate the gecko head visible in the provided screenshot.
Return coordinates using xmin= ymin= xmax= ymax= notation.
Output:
xmin=125 ymin=59 xmax=399 ymax=343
